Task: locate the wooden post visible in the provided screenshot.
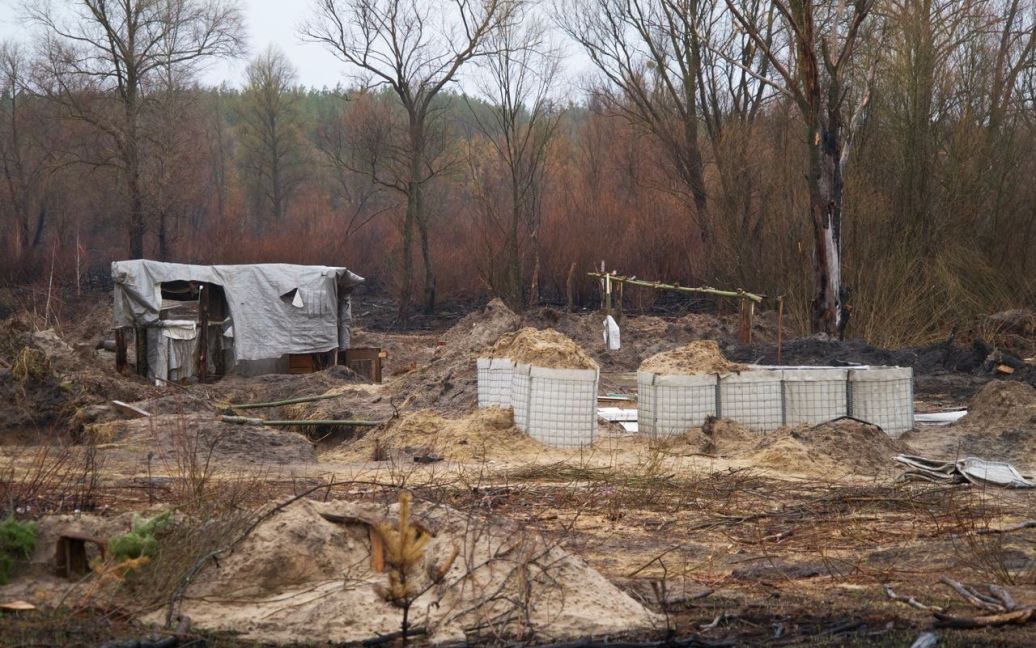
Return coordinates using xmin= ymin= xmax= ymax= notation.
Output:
xmin=615 ymin=280 xmax=624 ymax=321
xmin=565 ymin=262 xmax=576 ymax=312
xmin=134 ymin=327 xmax=149 ymax=378
xmin=776 ymin=296 xmax=784 ymax=365
xmin=197 ymin=284 xmax=209 ymax=383
xmin=738 ymin=298 xmax=750 ymax=344
xmin=115 ymin=328 xmax=128 ymax=374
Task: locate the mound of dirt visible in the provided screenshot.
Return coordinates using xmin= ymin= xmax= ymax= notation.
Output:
xmin=640 ymin=340 xmax=744 ymax=375
xmin=160 ymin=497 xmax=658 ymax=644
xmin=280 ymin=384 xmax=395 ymax=428
xmin=324 ymin=407 xmax=543 ymax=463
xmin=519 ymin=307 xmax=781 ymax=372
xmin=0 ymin=321 xmax=155 ymax=440
xmin=748 ymin=418 xmax=909 ymax=476
xmin=209 ymin=365 xmax=368 ymax=406
xmin=901 ymin=381 xmax=1036 ymax=468
xmin=86 ymin=413 xmax=315 ymax=466
xmin=490 ymin=327 xmax=598 ymax=370
xmin=683 ymin=417 xmax=760 ymax=455
xmin=387 ymin=300 xmax=522 ymax=412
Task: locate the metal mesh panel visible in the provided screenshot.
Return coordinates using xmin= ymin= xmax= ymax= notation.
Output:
xmin=718 ymin=370 xmax=783 ymax=432
xmin=526 ymin=366 xmax=599 ymax=448
xmin=477 ymin=357 xmax=515 ymax=408
xmin=637 ymin=372 xmax=717 ymax=438
xmin=849 ymin=367 xmax=914 ymax=438
xmin=782 ymin=368 xmax=849 ymax=426
xmin=511 ymin=363 xmax=532 ymax=430
xmin=637 ymin=373 xmax=657 ymax=437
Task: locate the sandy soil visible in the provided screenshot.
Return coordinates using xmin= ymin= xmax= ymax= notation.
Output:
xmin=640 ymin=340 xmax=745 ymax=375
xmin=3 ymin=295 xmax=1036 ymax=646
xmin=490 ymin=327 xmax=599 ymax=370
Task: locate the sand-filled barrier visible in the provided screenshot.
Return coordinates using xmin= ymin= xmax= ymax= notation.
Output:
xmin=478 ymin=328 xmax=600 ymax=448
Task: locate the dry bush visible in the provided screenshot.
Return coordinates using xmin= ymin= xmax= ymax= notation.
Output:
xmin=0 ymin=442 xmax=101 ymax=517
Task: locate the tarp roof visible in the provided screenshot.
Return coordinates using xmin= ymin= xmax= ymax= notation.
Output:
xmin=111 ymin=260 xmax=364 ymax=361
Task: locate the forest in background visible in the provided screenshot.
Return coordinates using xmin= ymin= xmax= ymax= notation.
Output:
xmin=0 ymin=0 xmax=1033 ymax=346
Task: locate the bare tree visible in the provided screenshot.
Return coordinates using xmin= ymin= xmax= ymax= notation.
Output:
xmin=303 ymin=0 xmax=521 ymax=318
xmin=237 ymin=46 xmax=308 ymax=229
xmin=558 ymin=0 xmax=717 ymax=276
xmin=467 ymin=15 xmax=563 ymax=311
xmin=28 ymin=0 xmax=245 ymax=259
xmin=726 ymin=0 xmax=880 ymax=337
xmin=314 ymin=93 xmax=397 ymax=244
xmin=0 ymin=41 xmax=56 ymax=261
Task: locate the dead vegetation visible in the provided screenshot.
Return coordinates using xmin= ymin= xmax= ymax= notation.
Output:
xmin=1 ymin=295 xmax=1036 ymax=646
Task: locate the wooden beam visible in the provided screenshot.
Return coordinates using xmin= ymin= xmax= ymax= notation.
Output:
xmin=586 ymin=272 xmax=765 ymax=303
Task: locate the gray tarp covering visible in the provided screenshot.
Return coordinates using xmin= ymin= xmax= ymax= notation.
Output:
xmin=112 ymin=260 xmax=364 ymax=362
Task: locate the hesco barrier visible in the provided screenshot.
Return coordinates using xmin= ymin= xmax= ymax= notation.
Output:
xmin=718 ymin=369 xmax=785 ymax=432
xmin=637 ymin=366 xmax=914 ymax=438
xmin=782 ymin=368 xmax=849 ymax=426
xmin=637 ymin=372 xmax=717 ymax=438
xmin=510 ymin=363 xmax=599 ymax=448
xmin=482 ymin=359 xmax=914 ymax=442
xmin=476 ymin=357 xmax=515 ymax=408
xmin=848 ymin=367 xmax=914 ymax=438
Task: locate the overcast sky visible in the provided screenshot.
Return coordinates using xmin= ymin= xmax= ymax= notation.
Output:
xmin=0 ymin=0 xmax=588 ymax=92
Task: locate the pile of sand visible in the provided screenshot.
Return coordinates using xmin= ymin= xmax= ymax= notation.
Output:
xmin=387 ymin=300 xmax=522 ymax=412
xmin=324 ymin=407 xmax=543 ymax=463
xmin=748 ymin=418 xmax=908 ymax=476
xmin=490 ymin=327 xmax=598 ymax=370
xmin=901 ymin=381 xmax=1036 ymax=468
xmin=86 ymin=413 xmax=316 ymax=466
xmin=679 ymin=417 xmax=760 ymax=455
xmin=640 ymin=340 xmax=744 ymax=375
xmin=209 ymin=366 xmax=368 ymax=406
xmin=160 ymin=497 xmax=658 ymax=644
xmin=280 ymin=384 xmax=394 ymax=427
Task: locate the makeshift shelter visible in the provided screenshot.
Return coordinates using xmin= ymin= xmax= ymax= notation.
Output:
xmin=111 ymin=260 xmax=364 ymax=382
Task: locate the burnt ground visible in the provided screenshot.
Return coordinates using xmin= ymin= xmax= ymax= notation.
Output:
xmin=1 ymin=292 xmax=1035 ymax=646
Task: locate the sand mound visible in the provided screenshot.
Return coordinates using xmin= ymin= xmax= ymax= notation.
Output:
xmin=490 ymin=327 xmax=598 ymax=370
xmin=964 ymin=380 xmax=1036 ymax=425
xmin=683 ymin=417 xmax=759 ymax=455
xmin=210 ymin=366 xmax=368 ymax=406
xmin=640 ymin=340 xmax=744 ymax=375
xmin=162 ymin=497 xmax=658 ymax=643
xmin=324 ymin=407 xmax=543 ymax=462
xmin=901 ymin=381 xmax=1036 ymax=468
xmin=387 ymin=300 xmax=521 ymax=412
xmin=747 ymin=418 xmax=908 ymax=476
xmin=86 ymin=413 xmax=315 ymax=466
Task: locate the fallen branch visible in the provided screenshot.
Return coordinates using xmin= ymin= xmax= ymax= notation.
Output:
xmin=940 ymin=577 xmax=1006 ymax=613
xmin=883 ymin=584 xmax=945 ymax=613
xmin=978 ymin=520 xmax=1036 ymax=534
xmin=229 ymin=393 xmax=348 ymax=410
xmin=934 ymin=608 xmax=1035 ymax=629
xmin=220 ymin=415 xmax=386 ymax=427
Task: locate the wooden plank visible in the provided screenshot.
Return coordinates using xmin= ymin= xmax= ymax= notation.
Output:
xmin=111 ymin=400 xmax=151 ymax=418
xmin=369 ymin=528 xmax=385 ymax=573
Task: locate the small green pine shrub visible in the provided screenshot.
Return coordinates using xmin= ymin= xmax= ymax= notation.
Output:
xmin=0 ymin=517 xmax=39 ymax=584
xmin=109 ymin=511 xmax=172 ymax=561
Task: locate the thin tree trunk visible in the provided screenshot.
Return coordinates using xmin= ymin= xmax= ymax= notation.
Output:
xmin=417 ymin=213 xmax=436 ymax=316
xmin=808 ymin=120 xmax=847 ymax=338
